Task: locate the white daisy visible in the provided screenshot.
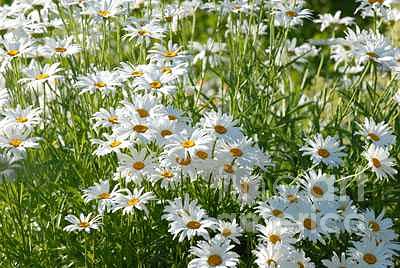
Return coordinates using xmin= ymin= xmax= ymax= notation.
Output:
xmin=362 ymin=144 xmax=397 ymax=180
xmin=63 ymin=213 xmax=102 ymax=233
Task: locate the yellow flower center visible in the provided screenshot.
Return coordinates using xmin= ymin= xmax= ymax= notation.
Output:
xmin=372 ymin=158 xmax=381 ymax=168
xmin=131 ymin=71 xmax=144 ymax=77
xmin=161 ymin=129 xmax=173 ymax=137
xmin=98 ymin=10 xmax=110 ymax=17
xmin=133 ymin=124 xmax=148 ymax=133
xmin=55 ymin=47 xmax=67 ymax=53
xmin=7 ymin=49 xmax=19 ymax=57
xmin=230 ymin=148 xmax=243 ymax=157
xmin=317 ymin=148 xmax=330 ymax=158
xmin=269 ymin=234 xmax=281 ymax=244
xmin=138 ymin=30 xmax=149 ymax=36
xmin=98 ymin=192 xmax=111 ymax=199
xmin=240 ymin=181 xmax=250 ymax=193
xmin=95 ymin=81 xmax=107 ymax=88
xmin=9 ymin=138 xmax=22 ymax=147
xmin=136 ymin=109 xmax=149 ymax=118
xmin=163 ymin=51 xmax=177 ymax=58
xmin=108 ymin=116 xmax=118 ymax=124
xmin=214 ymin=125 xmax=227 ymax=134
xmin=127 ymin=197 xmax=140 ymax=206
xmin=161 ymin=170 xmax=174 ymax=178
xmin=35 ymin=73 xmax=49 ymax=80
xmin=272 ymin=209 xmax=284 ymax=218
xmin=368 ymin=132 xmax=380 ymax=142
xmin=186 ymin=220 xmax=201 ymax=229
xmin=366 ymin=51 xmax=378 ymax=58
xmin=368 ymin=0 xmax=384 ymax=4
xmin=168 ymin=115 xmax=177 ymax=121
xmin=16 ymin=116 xmax=28 ymax=123
xmin=195 ymin=150 xmax=208 ymax=159
xmin=132 ymin=161 xmax=145 ymax=170
xmin=182 ymin=140 xmax=195 ymax=148
xmin=287 ymin=194 xmax=298 ymax=203
xmin=286 ymin=10 xmax=298 ymax=17
xmin=176 ymin=157 xmax=192 ymax=166
xmin=363 ymin=253 xmax=377 ymax=264
xmin=207 ymin=255 xmax=223 ymax=266
xmin=222 ymin=228 xmax=232 ymax=237
xmin=150 ymin=81 xmax=162 ymax=89
xmin=298 ymin=262 xmax=305 ymax=268
xmin=267 ymin=259 xmax=277 ymax=266
xmin=303 ymin=218 xmax=317 ymax=230
xmin=223 ymin=164 xmax=234 ymax=174
xmin=110 ymin=140 xmax=122 ymax=148
xmin=79 ymin=221 xmax=90 ymax=228
xmin=311 ymin=185 xmax=324 ymax=198
xmin=161 ymin=67 xmax=172 ymax=74
xmin=369 ymin=221 xmax=381 ymax=232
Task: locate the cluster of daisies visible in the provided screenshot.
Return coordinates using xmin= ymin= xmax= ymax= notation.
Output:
xmin=300 ymin=117 xmax=397 ymax=180
xmin=0 ymin=78 xmax=41 ymax=180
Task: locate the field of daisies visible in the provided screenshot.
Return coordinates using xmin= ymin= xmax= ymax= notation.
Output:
xmin=0 ymin=0 xmax=400 ymax=267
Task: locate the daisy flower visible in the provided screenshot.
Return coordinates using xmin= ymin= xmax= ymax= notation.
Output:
xmin=120 ymin=94 xmax=163 ymax=120
xmin=0 ymin=32 xmax=34 ymax=60
xmin=252 ymin=243 xmax=291 ymax=268
xmin=82 ymin=0 xmax=124 ymax=19
xmin=357 ymin=118 xmax=396 ymax=147
xmin=117 ymin=62 xmax=148 ymax=82
xmin=358 ymin=209 xmax=398 ymax=243
xmin=132 ymin=65 xmax=177 ymax=95
xmin=188 ymin=236 xmax=239 ymax=268
xmin=39 ymin=36 xmax=81 ymax=57
xmin=348 ymin=239 xmax=392 ymax=267
xmin=313 ymin=11 xmax=354 ymax=32
xmin=82 ymin=180 xmax=119 ymax=214
xmin=116 ymin=149 xmax=156 ymax=183
xmin=149 ymin=165 xmax=181 ymax=189
xmin=112 ymin=187 xmax=155 ymax=215
xmin=92 ymin=107 xmax=122 ymax=128
xmin=123 ymin=19 xmax=165 ymax=45
xmin=362 ymin=144 xmax=397 ymax=180
xmin=300 ymin=169 xmax=335 ymax=202
xmin=63 ymin=213 xmax=102 ymax=233
xmin=148 ymin=40 xmax=189 ymax=64
xmin=19 ymin=62 xmax=62 ymax=90
xmin=215 ymin=219 xmax=243 ymax=244
xmin=0 ymin=127 xmax=40 ymax=156
xmin=199 ymin=111 xmax=242 ymax=141
xmin=92 ymin=133 xmax=131 ymax=156
xmin=300 ymin=134 xmax=346 ymax=167
xmin=322 ymin=252 xmax=355 ymax=268
xmin=76 ymin=71 xmax=121 ymax=95
xmin=234 ymin=175 xmax=260 ymax=206
xmin=273 ymin=2 xmax=313 ymax=28
xmin=2 ymin=105 xmax=41 ymax=129
xmin=257 ymin=220 xmax=298 ymax=246
xmin=256 ymin=197 xmax=291 ymax=221
xmin=190 ymin=38 xmax=227 ymax=69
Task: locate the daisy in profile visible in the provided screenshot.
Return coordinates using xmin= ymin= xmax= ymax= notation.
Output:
xmin=322 ymin=252 xmax=355 ymax=268
xmin=112 ymin=187 xmax=155 ymax=215
xmin=76 ymin=71 xmax=121 ymax=95
xmin=63 ymin=213 xmax=102 ymax=233
xmin=348 ymin=239 xmax=392 ymax=267
xmin=215 ymin=219 xmax=243 ymax=244
xmin=82 ymin=180 xmax=119 ymax=214
xmin=357 ymin=118 xmax=396 ymax=147
xmin=117 ymin=62 xmax=147 ymax=82
xmin=188 ymin=236 xmax=239 ymax=268
xmin=92 ymin=107 xmax=122 ymax=128
xmin=314 ymin=11 xmax=354 ymax=32
xmin=300 ymin=169 xmax=335 ymax=202
xmin=300 ymin=134 xmax=346 ymax=167
xmin=2 ymin=105 xmax=41 ymax=129
xmin=19 ymin=62 xmax=62 ymax=90
xmin=92 ymin=133 xmax=131 ymax=156
xmin=39 ymin=37 xmax=81 ymax=57
xmin=123 ymin=19 xmax=165 ymax=45
xmin=199 ymin=111 xmax=242 ymax=141
xmin=148 ymin=40 xmax=189 ymax=64
xmin=0 ymin=127 xmax=40 ymax=156
xmin=362 ymin=144 xmax=397 ymax=180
